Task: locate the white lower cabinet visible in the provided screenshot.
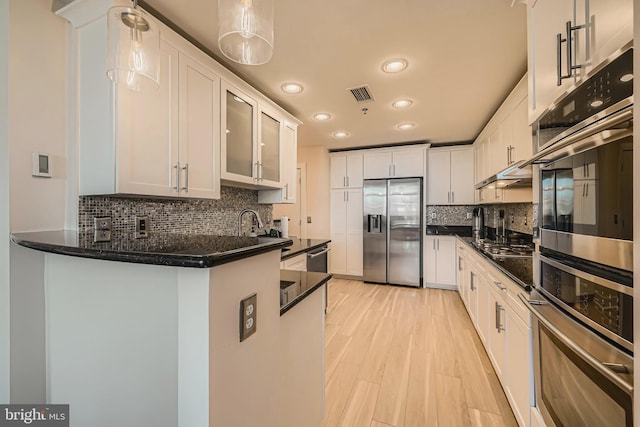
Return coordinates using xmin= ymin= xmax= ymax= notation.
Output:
xmin=456 ymin=238 xmax=532 ymax=427
xmin=425 ymin=236 xmax=456 ymax=288
xmin=488 ymin=288 xmax=508 ymax=381
xmin=507 ymin=304 xmax=534 ymax=427
xmin=280 ymin=254 xmax=306 ymax=271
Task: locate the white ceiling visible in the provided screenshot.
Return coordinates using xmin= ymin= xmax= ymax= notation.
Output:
xmin=142 ymin=0 xmax=528 ymax=150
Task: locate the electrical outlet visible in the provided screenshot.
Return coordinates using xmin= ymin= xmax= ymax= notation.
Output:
xmin=93 ymin=217 xmax=112 ymax=242
xmin=466 ymin=212 xmax=472 ymax=220
xmin=239 ymin=293 xmax=257 ymax=342
xmin=135 ymin=215 xmax=149 ymax=239
xmin=431 ymin=212 xmax=437 ymax=219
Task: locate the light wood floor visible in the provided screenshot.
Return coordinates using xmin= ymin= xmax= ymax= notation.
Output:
xmin=321 ymin=278 xmax=518 ymax=427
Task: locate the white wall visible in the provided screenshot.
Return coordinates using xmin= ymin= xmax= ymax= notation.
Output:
xmin=297 ymin=146 xmax=330 ymax=239
xmin=0 ymin=0 xmax=10 ymax=404
xmin=9 ymin=0 xmax=67 ymax=232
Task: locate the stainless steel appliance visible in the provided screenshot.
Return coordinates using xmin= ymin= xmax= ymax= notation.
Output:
xmin=307 ymin=244 xmax=330 ymax=311
xmin=306 ymin=245 xmax=329 ymax=273
xmin=521 ymin=290 xmax=633 ymax=427
xmin=472 ymin=207 xmax=484 ymax=241
xmin=527 ymin=45 xmax=633 ymax=271
xmin=363 ymin=178 xmax=422 ymax=287
xmin=521 ymin=45 xmax=634 ymax=427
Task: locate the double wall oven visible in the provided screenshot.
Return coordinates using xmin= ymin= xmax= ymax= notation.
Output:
xmin=522 ymin=44 xmax=634 ymax=427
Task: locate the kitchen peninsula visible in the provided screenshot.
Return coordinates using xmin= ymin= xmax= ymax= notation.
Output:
xmin=10 ymin=231 xmax=329 ymax=427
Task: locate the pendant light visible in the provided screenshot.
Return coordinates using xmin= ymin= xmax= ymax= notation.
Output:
xmin=218 ymin=0 xmax=274 ymax=65
xmin=106 ymin=0 xmax=160 ymax=91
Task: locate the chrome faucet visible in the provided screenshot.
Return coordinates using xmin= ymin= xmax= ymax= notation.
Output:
xmin=237 ymin=209 xmax=264 ymax=236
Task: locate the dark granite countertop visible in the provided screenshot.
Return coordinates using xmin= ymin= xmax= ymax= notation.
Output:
xmin=280 ymin=238 xmax=331 ymax=260
xmin=427 ymin=225 xmax=472 ymax=237
xmin=458 ymin=236 xmax=533 ymax=291
xmin=11 ymin=230 xmax=293 ymax=268
xmin=280 ymin=270 xmax=332 ymax=315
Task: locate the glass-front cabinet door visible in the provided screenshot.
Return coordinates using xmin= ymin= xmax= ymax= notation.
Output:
xmin=221 ymin=81 xmax=258 ymax=185
xmin=258 ymin=106 xmax=281 ymax=186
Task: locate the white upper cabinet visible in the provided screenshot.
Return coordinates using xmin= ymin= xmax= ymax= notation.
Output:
xmin=88 ymin=22 xmax=222 ymax=199
xmin=528 ymin=0 xmax=632 ymax=122
xmin=59 ymin=1 xmax=300 ymax=199
xmin=258 ymin=122 xmax=297 ymax=204
xmin=363 ymin=146 xmax=424 ymax=179
xmin=474 ymin=75 xmax=533 ymax=204
xmin=486 ymin=75 xmax=530 ymax=177
xmin=257 ymin=104 xmax=283 ymax=188
xmin=330 ymin=153 xmax=363 ymax=189
xmin=175 ymin=51 xmax=221 ymax=199
xmin=221 ymin=81 xmax=288 ymax=189
xmin=527 ymin=0 xmax=575 ymax=122
xmin=221 ymin=82 xmax=259 ymax=186
xmin=427 ymin=147 xmax=474 ymax=205
xmin=116 ymin=39 xmax=179 ymax=198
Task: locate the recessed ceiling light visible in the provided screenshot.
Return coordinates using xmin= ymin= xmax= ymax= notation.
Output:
xmin=590 ymin=100 xmax=604 ymax=108
xmin=333 ymin=131 xmax=350 ymax=138
xmin=620 ymin=73 xmax=633 ymax=82
xmin=392 ymin=99 xmax=413 ymax=109
xmin=281 ymin=82 xmax=304 ymax=94
xmin=397 ymin=123 xmax=415 ymax=130
xmin=313 ymin=113 xmax=331 ymax=121
xmin=382 ymin=58 xmax=408 ymax=73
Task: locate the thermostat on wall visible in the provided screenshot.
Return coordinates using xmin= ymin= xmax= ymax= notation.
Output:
xmin=32 ymin=152 xmax=52 ymax=178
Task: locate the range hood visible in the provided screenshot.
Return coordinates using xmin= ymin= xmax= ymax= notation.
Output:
xmin=475 ymin=160 xmax=533 ymax=190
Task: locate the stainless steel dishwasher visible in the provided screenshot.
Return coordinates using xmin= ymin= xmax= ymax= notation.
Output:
xmin=307 ymin=245 xmax=329 ymax=310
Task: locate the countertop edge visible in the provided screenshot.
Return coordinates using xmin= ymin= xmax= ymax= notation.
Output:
xmin=280 ymin=239 xmax=331 ymax=261
xmin=11 ymin=232 xmax=293 ymax=268
xmin=280 ymin=271 xmax=332 ymax=316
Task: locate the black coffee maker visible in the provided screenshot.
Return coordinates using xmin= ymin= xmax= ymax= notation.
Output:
xmin=472 ymin=207 xmax=484 ymax=241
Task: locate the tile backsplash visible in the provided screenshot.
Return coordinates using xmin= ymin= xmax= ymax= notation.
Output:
xmin=483 ymin=203 xmax=533 ymax=235
xmin=426 ymin=203 xmax=534 ymax=235
xmin=78 ymin=186 xmax=273 ymax=236
xmin=426 ymin=205 xmax=475 ymax=226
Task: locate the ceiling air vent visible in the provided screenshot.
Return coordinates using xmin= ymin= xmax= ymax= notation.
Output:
xmin=348 ymin=85 xmax=374 ymax=103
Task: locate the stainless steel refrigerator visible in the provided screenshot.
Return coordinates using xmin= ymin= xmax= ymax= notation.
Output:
xmin=363 ymin=178 xmax=423 ymax=287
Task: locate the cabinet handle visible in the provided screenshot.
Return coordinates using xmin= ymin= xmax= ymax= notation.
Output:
xmin=254 ymin=161 xmax=260 ymax=181
xmin=470 ymin=278 xmax=475 ymax=291
xmin=557 ymin=20 xmax=586 ymax=86
xmin=451 ymin=192 xmax=454 ymax=204
xmin=585 ymin=182 xmax=588 ymax=197
xmin=343 ymin=191 xmax=346 ymax=202
xmin=259 ymin=162 xmax=264 ymax=181
xmin=493 ymin=281 xmax=507 ymax=291
xmin=181 ymin=163 xmax=189 ymax=192
xmin=447 ymin=192 xmax=451 ymax=203
xmin=173 ymin=162 xmax=181 ymax=193
xmin=458 ymin=257 xmax=463 ymax=271
xmin=343 ymin=176 xmax=346 ymax=187
xmin=495 ymin=302 xmax=504 ymax=333
xmin=346 ymin=191 xmax=349 ymax=202
xmin=433 ymin=239 xmax=436 ymax=250
xmin=437 ymin=238 xmax=439 ymax=250
xmin=346 ymin=176 xmax=349 ymax=187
